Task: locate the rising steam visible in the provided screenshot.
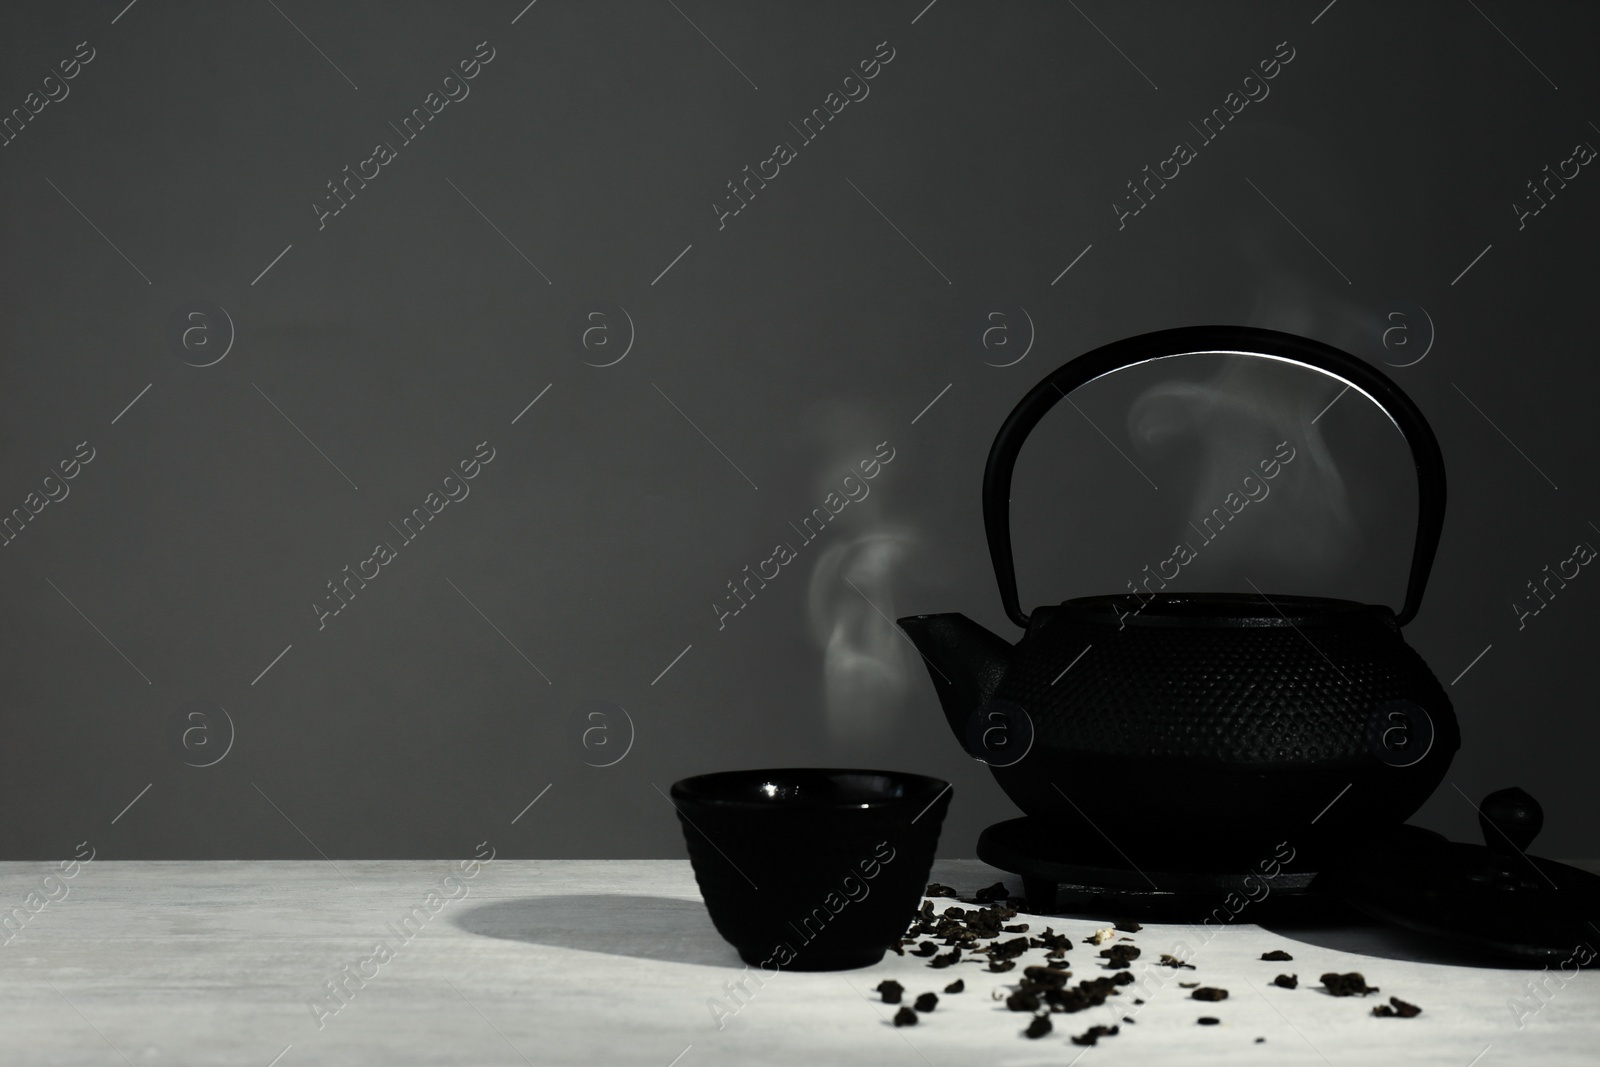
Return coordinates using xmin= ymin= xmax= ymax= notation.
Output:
xmin=1128 ymin=356 xmax=1355 ymax=576
xmin=807 ymin=528 xmax=918 ymax=748
xmin=797 ymin=397 xmax=922 ymax=749
xmin=1123 ymin=226 xmax=1379 ymax=580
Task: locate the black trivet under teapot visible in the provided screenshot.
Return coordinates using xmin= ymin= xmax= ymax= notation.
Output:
xmin=900 ymin=325 xmax=1457 ymax=867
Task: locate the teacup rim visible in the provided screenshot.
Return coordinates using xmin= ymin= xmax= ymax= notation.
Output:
xmin=670 ymin=767 xmax=950 ymax=811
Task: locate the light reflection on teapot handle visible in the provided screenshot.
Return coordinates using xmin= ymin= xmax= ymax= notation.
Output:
xmin=982 ymin=325 xmax=1447 ymax=629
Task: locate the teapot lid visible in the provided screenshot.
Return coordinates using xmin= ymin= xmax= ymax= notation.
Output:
xmin=1043 ymin=592 xmax=1393 ymax=630
xmin=1331 ymin=787 xmax=1600 ymax=964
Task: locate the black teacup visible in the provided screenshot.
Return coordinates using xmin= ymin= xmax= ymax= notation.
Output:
xmin=671 ymin=768 xmax=952 ymax=971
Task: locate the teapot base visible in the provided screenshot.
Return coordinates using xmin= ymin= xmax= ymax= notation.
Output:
xmin=976 ymin=816 xmax=1379 ymax=920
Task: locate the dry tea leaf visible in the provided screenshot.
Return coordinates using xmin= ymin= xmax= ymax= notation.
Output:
xmin=1372 ymin=996 xmax=1422 ymax=1018
xmin=893 ymin=1006 xmax=917 ymax=1026
xmin=1025 ymin=1015 xmax=1053 ymax=1039
xmin=1031 ymin=928 xmax=1072 ymax=956
xmin=1197 ymin=1016 xmax=1220 ymax=1025
xmin=943 ymin=979 xmax=964 ymax=994
xmin=875 ymin=980 xmax=904 ymax=1004
xmin=1273 ymin=974 xmax=1298 ymax=990
xmin=1006 ymin=991 xmax=1041 ymax=1013
xmin=1071 ymin=1024 xmax=1120 ymax=1046
xmin=914 ymin=992 xmax=938 ymax=1013
xmin=989 ymin=936 xmax=1031 ymax=963
xmin=1260 ymin=949 xmax=1293 ymax=961
xmin=1322 ymin=972 xmax=1379 ymax=997
xmin=1023 ymin=965 xmax=1070 ymax=988
xmin=1032 ymin=972 xmax=1134 ymax=1015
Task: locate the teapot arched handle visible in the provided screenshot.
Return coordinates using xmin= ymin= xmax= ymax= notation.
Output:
xmin=983 ymin=325 xmax=1447 ymax=628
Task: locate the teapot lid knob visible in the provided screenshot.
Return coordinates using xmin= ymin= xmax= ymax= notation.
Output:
xmin=1337 ymin=787 xmax=1600 ymax=964
xmin=1478 ymin=786 xmax=1542 ymax=857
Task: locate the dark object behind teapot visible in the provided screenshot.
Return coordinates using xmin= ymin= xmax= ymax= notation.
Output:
xmin=899 ymin=326 xmax=1458 ymax=863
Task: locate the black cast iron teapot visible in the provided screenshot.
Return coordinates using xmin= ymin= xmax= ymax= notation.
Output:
xmin=898 ymin=326 xmax=1458 ymax=864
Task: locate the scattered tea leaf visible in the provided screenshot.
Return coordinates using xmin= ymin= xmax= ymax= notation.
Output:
xmin=1373 ymin=996 xmax=1422 ymax=1018
xmin=1197 ymin=1016 xmax=1220 ymax=1026
xmin=875 ymin=980 xmax=904 ymax=1004
xmin=1260 ymin=949 xmax=1293 ymax=961
xmin=893 ymin=1006 xmax=917 ymax=1026
xmin=1022 ymin=965 xmax=1071 ymax=987
xmin=1006 ymin=991 xmax=1041 ymax=1012
xmin=1031 ymin=928 xmax=1072 ymax=955
xmin=914 ymin=992 xmax=938 ymax=1013
xmin=989 ymin=936 xmax=1032 ymax=963
xmin=1192 ymin=987 xmax=1229 ymax=1001
xmin=1115 ymin=919 xmax=1143 ymax=932
xmin=1025 ymin=1015 xmax=1053 ymax=1039
xmin=1071 ymin=1024 xmax=1120 ymax=1046
xmin=1322 ymin=972 xmax=1379 ymax=997
xmin=1273 ymin=974 xmax=1298 ymax=990
xmin=943 ymin=979 xmax=964 ymax=994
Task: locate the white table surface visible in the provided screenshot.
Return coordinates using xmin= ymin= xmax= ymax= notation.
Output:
xmin=0 ymin=858 xmax=1594 ymax=1065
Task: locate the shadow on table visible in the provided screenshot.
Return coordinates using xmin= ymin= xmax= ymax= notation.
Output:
xmin=1257 ymin=916 xmax=1524 ymax=970
xmin=453 ymin=895 xmax=747 ymax=969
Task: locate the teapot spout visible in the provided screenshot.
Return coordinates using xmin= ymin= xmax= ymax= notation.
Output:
xmin=896 ymin=613 xmax=1014 ymax=743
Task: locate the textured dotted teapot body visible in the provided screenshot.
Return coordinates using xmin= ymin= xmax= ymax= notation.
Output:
xmin=899 ymin=327 xmax=1457 ymax=860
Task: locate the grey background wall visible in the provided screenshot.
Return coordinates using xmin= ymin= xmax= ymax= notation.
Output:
xmin=1 ymin=0 xmax=1595 ymax=861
